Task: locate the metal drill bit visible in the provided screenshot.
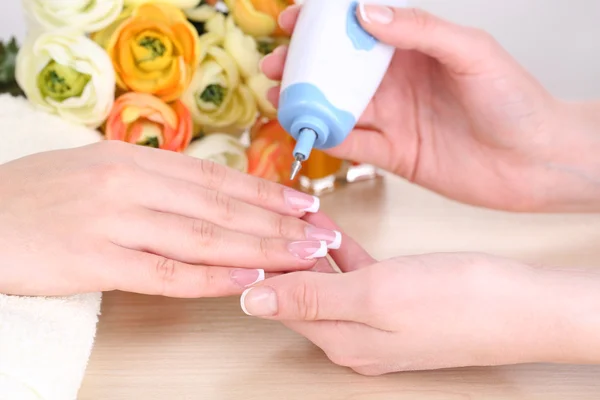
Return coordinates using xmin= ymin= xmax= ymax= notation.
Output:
xmin=290 ymin=154 xmax=304 ymax=181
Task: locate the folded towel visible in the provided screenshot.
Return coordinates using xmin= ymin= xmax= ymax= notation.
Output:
xmin=0 ymin=94 xmax=103 ymax=400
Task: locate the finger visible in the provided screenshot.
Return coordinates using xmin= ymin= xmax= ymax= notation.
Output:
xmin=134 ymin=172 xmax=313 ymax=241
xmin=267 ymin=85 xmax=279 ymax=108
xmin=106 ymin=248 xmax=265 ymax=298
xmin=358 ymin=6 xmax=505 ymax=74
xmin=303 ymin=212 xmax=375 ymax=272
xmin=261 ymin=46 xmax=287 ymax=81
xmin=239 ymin=269 xmax=375 ymax=324
xmin=109 ymin=209 xmax=328 ymax=271
xmin=128 ymin=144 xmax=320 ymax=217
xmin=310 ymin=256 xmax=338 ymax=273
xmin=278 ymin=4 xmax=300 ymax=34
xmin=324 ymin=128 xmax=394 ymax=173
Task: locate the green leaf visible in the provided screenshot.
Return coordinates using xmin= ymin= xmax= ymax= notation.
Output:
xmin=0 ymin=37 xmax=22 ymax=96
xmin=137 ymin=137 xmax=160 ymax=148
xmin=199 ymin=84 xmax=227 ymax=107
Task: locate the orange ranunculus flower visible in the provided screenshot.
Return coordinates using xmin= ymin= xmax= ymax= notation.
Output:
xmin=94 ymin=3 xmax=200 ymax=103
xmin=247 ymin=119 xmax=297 ymax=186
xmin=106 ymin=92 xmax=193 ymax=152
xmin=224 ymin=0 xmax=295 ymax=38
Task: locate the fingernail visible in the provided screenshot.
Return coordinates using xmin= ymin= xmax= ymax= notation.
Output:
xmin=241 ymin=286 xmax=278 ymax=316
xmin=360 ymin=4 xmax=393 ymax=24
xmin=231 ymin=269 xmax=265 ymax=288
xmin=272 ymin=45 xmax=288 ymax=57
xmin=278 ymin=4 xmax=300 ymax=27
xmin=288 ymin=240 xmax=328 ymax=259
xmin=305 ymin=226 xmax=342 ymax=249
xmin=284 ymin=189 xmax=320 ymax=213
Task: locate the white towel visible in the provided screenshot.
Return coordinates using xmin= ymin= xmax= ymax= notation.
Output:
xmin=0 ymin=94 xmax=103 ymax=400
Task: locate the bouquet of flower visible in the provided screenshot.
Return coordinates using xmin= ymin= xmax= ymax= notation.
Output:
xmin=11 ymin=0 xmax=297 ymax=184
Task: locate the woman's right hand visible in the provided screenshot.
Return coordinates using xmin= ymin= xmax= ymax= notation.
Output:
xmin=264 ymin=5 xmax=600 ymax=212
xmin=0 ymin=141 xmax=335 ymax=298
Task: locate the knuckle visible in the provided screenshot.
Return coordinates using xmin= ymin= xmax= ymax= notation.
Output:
xmin=470 ymin=28 xmax=500 ymax=53
xmin=291 ymin=280 xmax=320 ymax=321
xmin=191 ymin=219 xmax=220 ymax=247
xmin=258 ymin=237 xmax=272 ymax=261
xmin=254 ymin=178 xmax=272 ymax=203
xmin=92 ymin=162 xmax=135 ymax=191
xmin=199 ymin=159 xmax=227 ymax=191
xmin=408 ymin=8 xmax=434 ymax=31
xmin=154 ymin=257 xmax=177 ymax=296
xmin=213 ymin=191 xmax=236 ymax=222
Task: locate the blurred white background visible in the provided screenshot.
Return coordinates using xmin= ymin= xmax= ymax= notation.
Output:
xmin=1 ymin=0 xmax=599 ymax=99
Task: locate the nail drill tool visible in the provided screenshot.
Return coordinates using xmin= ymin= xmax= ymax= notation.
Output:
xmin=277 ymin=0 xmax=407 ymax=180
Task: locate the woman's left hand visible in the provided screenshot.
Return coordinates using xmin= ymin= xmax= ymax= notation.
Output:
xmin=240 ymin=213 xmax=600 ymax=375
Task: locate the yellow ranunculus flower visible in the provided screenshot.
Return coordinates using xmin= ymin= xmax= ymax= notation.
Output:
xmin=224 ymin=0 xmax=294 ymax=37
xmin=93 ymin=3 xmax=201 ymax=103
xmin=124 ymin=0 xmax=201 ymax=9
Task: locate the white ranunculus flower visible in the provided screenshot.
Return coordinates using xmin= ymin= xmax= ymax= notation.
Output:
xmin=22 ymin=0 xmax=124 ymax=33
xmin=184 ymin=134 xmax=248 ymax=172
xmin=125 ymin=0 xmax=201 ymax=9
xmin=16 ymin=31 xmax=116 ymax=129
xmin=184 ymin=4 xmax=219 ymax=22
xmin=247 ymin=73 xmax=278 ymax=119
xmin=223 ymin=17 xmax=262 ymax=79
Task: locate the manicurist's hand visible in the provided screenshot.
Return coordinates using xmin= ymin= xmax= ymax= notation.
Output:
xmin=0 ymin=141 xmax=340 ymax=297
xmin=263 ymin=5 xmax=600 ymax=212
xmin=240 ymin=213 xmax=600 ymax=375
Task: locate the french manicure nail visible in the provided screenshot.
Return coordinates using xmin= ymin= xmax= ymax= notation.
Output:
xmin=241 ymin=286 xmax=278 ymax=316
xmin=288 ymin=240 xmax=328 ymax=259
xmin=305 ymin=226 xmax=342 ymax=249
xmin=284 ymin=189 xmax=320 ymax=213
xmin=360 ymin=4 xmax=393 ymax=24
xmin=231 ymin=269 xmax=265 ymax=288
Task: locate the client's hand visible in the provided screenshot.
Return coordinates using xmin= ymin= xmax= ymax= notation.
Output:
xmin=263 ymin=5 xmax=600 ymax=212
xmin=240 ymin=214 xmax=600 ymax=375
xmin=0 ymin=141 xmax=337 ymax=297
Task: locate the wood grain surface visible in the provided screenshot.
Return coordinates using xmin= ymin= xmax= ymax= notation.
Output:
xmin=79 ymin=174 xmax=600 ymax=399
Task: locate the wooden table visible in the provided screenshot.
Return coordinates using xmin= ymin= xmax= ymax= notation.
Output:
xmin=79 ymin=174 xmax=600 ymax=399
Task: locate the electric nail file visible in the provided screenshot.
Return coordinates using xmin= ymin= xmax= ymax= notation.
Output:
xmin=278 ymin=0 xmax=407 ymax=179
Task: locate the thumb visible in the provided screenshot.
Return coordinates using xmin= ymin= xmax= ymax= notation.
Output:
xmin=358 ymin=5 xmax=502 ymax=73
xmin=239 ymin=269 xmax=372 ymax=323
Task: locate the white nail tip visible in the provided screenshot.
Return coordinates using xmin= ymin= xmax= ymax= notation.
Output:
xmin=301 ymin=196 xmax=320 ymax=213
xmin=249 ymin=269 xmax=265 ymax=286
xmin=308 ymin=240 xmax=328 ymax=259
xmin=327 ymin=231 xmax=342 ymax=250
xmin=240 ymin=288 xmax=253 ymax=316
xmin=358 ymin=2 xmax=371 ymax=23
